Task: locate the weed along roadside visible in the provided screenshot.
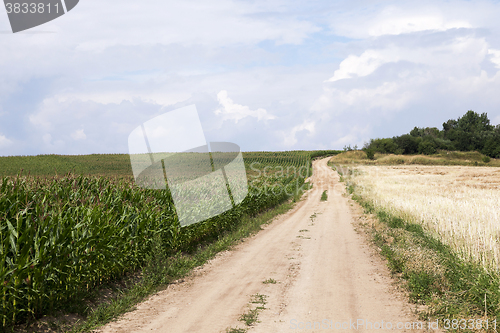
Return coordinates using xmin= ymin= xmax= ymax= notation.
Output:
xmin=332 ymin=161 xmax=500 ymax=330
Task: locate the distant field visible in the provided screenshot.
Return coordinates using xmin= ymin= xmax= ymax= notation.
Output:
xmin=336 ymin=163 xmax=500 ymax=272
xmin=330 ymin=150 xmax=500 ymax=167
xmin=0 ymin=154 xmax=133 ymax=178
xmin=0 ymin=150 xmax=341 ymax=178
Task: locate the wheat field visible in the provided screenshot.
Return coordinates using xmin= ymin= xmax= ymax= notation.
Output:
xmin=338 ymin=164 xmax=500 ymax=272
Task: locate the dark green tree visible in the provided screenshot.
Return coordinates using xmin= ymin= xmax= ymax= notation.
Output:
xmin=444 ymin=110 xmax=493 ymax=151
xmin=482 ymin=125 xmax=500 ymax=158
xmin=393 ymin=134 xmax=420 ymax=154
xmin=418 ymin=141 xmax=437 ymax=155
xmin=365 ymin=138 xmax=400 ymax=154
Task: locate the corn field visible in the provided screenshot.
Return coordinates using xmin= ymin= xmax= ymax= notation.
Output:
xmin=0 ymin=151 xmax=325 ymax=329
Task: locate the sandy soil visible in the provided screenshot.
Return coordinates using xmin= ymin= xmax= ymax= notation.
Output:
xmin=96 ymin=158 xmax=428 ymax=333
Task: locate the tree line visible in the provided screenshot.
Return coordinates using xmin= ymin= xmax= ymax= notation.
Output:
xmin=363 ymin=110 xmax=500 ymax=158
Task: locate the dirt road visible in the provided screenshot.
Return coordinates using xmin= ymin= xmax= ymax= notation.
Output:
xmin=98 ymin=158 xmax=425 ymax=332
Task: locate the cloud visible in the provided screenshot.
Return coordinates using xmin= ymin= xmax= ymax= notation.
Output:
xmin=313 ymin=81 xmax=415 ymax=115
xmin=328 ymin=123 xmax=371 ymax=148
xmin=0 ymin=0 xmax=321 ymax=114
xmin=214 ymin=90 xmax=276 ymax=123
xmin=23 ymin=97 xmax=165 ymax=154
xmin=328 ymin=2 xmax=477 ymax=39
xmin=281 ymin=120 xmax=315 ymax=147
xmin=0 ymin=134 xmax=13 ymax=148
xmin=71 ymin=129 xmax=87 ymax=141
xmin=316 ymin=31 xmax=498 ymax=122
xmin=366 ymin=6 xmax=471 ymax=37
xmin=327 ymin=49 xmax=399 ymax=82
xmin=488 ymin=49 xmax=500 ymax=69
xmin=327 ymin=34 xmax=490 ymax=82
xmin=2 ymin=0 xmax=500 ymax=156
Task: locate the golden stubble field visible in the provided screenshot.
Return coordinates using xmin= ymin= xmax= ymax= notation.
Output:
xmin=337 ymin=164 xmax=500 ymax=272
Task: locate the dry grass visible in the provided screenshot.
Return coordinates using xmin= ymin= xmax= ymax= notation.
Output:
xmin=330 ymin=150 xmax=500 ymax=167
xmin=338 ymin=164 xmax=500 ymax=272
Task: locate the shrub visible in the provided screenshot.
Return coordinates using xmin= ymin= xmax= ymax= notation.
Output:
xmin=366 ymin=138 xmax=399 ymax=154
xmin=418 ymin=141 xmax=437 ymax=155
xmin=482 ymin=134 xmax=500 ymax=158
xmin=393 ymin=134 xmax=420 ymax=154
xmin=365 ymin=149 xmax=375 ymax=160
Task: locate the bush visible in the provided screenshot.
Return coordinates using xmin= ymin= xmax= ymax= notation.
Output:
xmin=365 ymin=149 xmax=375 ymax=160
xmin=366 ymin=138 xmax=399 ymax=154
xmin=393 ymin=134 xmax=420 ymax=154
xmin=482 ymin=155 xmax=491 ymax=163
xmin=482 ymin=134 xmax=500 ymax=158
xmin=418 ymin=141 xmax=437 ymax=155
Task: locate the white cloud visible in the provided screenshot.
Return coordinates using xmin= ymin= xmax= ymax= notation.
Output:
xmin=8 ymin=0 xmax=319 ymax=53
xmin=23 ymin=97 xmax=166 ymax=154
xmin=328 ymin=124 xmax=371 ymax=149
xmin=71 ymin=129 xmax=87 ymax=141
xmin=327 ymin=49 xmax=399 ymax=82
xmin=0 ymin=0 xmax=321 ymax=112
xmin=488 ymin=49 xmax=500 ymax=69
xmin=316 ymin=82 xmax=414 ymax=111
xmin=367 ymin=6 xmax=471 ymax=37
xmin=316 ymin=32 xmax=498 ymax=122
xmin=29 ymin=101 xmax=55 ymax=131
xmin=329 ymin=3 xmax=476 ymax=39
xmin=328 ymin=35 xmax=489 ymax=82
xmin=310 ymin=81 xmax=417 ymax=122
xmin=281 ymin=120 xmax=315 ymax=147
xmin=0 ymin=134 xmax=13 ymax=148
xmin=3 ymin=0 xmax=500 ymax=155
xmin=214 ymin=90 xmax=276 ymax=123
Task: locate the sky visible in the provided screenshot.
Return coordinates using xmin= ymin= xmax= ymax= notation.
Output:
xmin=1 ymin=0 xmax=500 ymax=156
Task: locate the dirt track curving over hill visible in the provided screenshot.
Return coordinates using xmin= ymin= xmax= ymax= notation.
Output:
xmin=97 ymin=158 xmax=427 ymax=333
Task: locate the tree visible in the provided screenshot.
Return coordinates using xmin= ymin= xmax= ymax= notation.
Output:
xmin=365 ymin=138 xmax=400 ymax=154
xmin=410 ymin=126 xmax=442 ymax=138
xmin=442 ymin=119 xmax=458 ymax=141
xmin=452 ymin=111 xmax=493 ymax=151
xmin=393 ymin=134 xmax=420 ymax=154
xmin=441 ymin=111 xmax=494 ymax=151
xmin=457 ymin=110 xmax=493 ymax=133
xmin=482 ymin=125 xmax=500 ymax=158
xmin=418 ymin=141 xmax=437 ymax=155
